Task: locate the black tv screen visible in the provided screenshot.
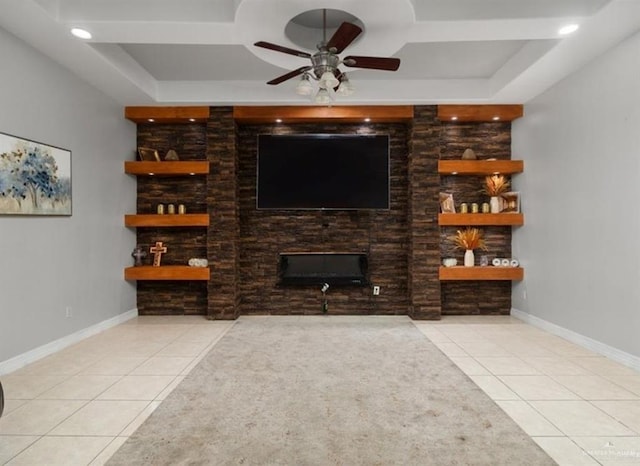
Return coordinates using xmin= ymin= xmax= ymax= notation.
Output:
xmin=257 ymin=134 xmax=390 ymax=210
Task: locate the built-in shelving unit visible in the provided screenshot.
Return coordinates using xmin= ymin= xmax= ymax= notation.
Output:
xmin=124 ymin=108 xmax=210 ymax=288
xmin=439 ymin=266 xmax=523 ymax=281
xmin=124 ymin=214 xmax=209 ymax=227
xmin=124 ymin=266 xmax=210 ymax=281
xmin=439 ymin=158 xmax=524 ymax=281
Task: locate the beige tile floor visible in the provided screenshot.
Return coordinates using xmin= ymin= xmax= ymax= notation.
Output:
xmin=0 ymin=316 xmax=234 ymax=465
xmin=1 ymin=315 xmax=639 ymax=465
xmin=413 ymin=316 xmax=640 ymax=465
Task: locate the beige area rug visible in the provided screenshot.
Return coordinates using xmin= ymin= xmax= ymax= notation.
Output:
xmin=107 ymin=316 xmax=555 ymax=465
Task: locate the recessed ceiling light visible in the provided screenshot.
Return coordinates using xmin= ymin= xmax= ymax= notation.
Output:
xmin=451 ymin=116 xmax=458 ymax=121
xmin=364 ymin=118 xmax=371 ymax=122
xmin=558 ymin=24 xmax=579 ymax=35
xmin=148 ymin=118 xmax=154 ymax=122
xmin=188 ymin=118 xmax=196 ymax=122
xmin=148 ymin=173 xmax=155 ymax=175
xmin=70 ymin=28 xmax=92 ymax=39
xmin=451 ymin=171 xmax=458 ymax=175
xmin=492 ymin=116 xmax=500 ymax=121
xmin=189 ymin=173 xmax=196 ymax=175
xmin=275 ymin=118 xmax=282 ymax=123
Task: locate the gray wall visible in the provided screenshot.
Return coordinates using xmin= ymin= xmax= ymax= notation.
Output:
xmin=512 ymin=30 xmax=640 ymax=358
xmin=0 ymin=27 xmax=137 ymax=366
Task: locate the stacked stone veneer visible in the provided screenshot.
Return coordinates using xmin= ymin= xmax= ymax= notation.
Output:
xmin=132 ymin=106 xmax=514 ymax=318
xmin=408 ymin=106 xmax=442 ymax=319
xmin=134 ymin=122 xmax=208 ymax=315
xmin=237 ymin=122 xmax=411 ymax=316
xmin=207 ymin=107 xmax=240 ymax=319
xmin=440 ymin=120 xmax=514 ymax=315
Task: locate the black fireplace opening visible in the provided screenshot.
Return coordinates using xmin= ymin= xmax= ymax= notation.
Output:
xmin=277 ymin=252 xmax=369 ymax=287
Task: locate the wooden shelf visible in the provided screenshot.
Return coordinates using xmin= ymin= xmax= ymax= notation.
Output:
xmin=124 ymin=266 xmax=210 ymax=281
xmin=125 ymin=214 xmax=209 ymax=227
xmin=439 ymin=213 xmax=524 ymax=226
xmin=438 ymin=105 xmax=523 ymax=122
xmin=124 ymin=161 xmax=209 ymax=176
xmin=125 ymin=106 xmax=210 ymax=123
xmin=438 ymin=160 xmax=523 ymax=175
xmin=439 ymin=266 xmax=523 ymax=281
xmin=233 ymin=105 xmax=414 ymax=123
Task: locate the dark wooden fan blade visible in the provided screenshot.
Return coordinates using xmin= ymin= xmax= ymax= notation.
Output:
xmin=267 ymin=66 xmax=312 ymax=85
xmin=254 ymin=41 xmax=311 ymax=59
xmin=343 ymin=56 xmax=401 ymax=71
xmin=326 ymin=22 xmax=362 ymax=53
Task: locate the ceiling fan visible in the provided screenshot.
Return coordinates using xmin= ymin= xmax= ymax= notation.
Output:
xmin=254 ymin=9 xmax=400 ymax=100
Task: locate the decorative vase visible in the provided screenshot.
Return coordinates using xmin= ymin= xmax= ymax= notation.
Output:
xmin=464 ymin=249 xmax=475 ymax=267
xmin=490 ymin=196 xmax=501 ymax=213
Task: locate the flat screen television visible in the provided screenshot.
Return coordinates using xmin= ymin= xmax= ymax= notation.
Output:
xmin=257 ymin=134 xmax=390 ymax=210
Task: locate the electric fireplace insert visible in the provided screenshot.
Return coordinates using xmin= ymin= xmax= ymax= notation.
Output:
xmin=277 ymin=252 xmax=369 ymax=287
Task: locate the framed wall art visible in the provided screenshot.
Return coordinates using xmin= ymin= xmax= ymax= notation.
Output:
xmin=0 ymin=132 xmax=71 ymax=216
xmin=439 ymin=192 xmax=456 ymax=213
xmin=501 ymin=191 xmax=521 ymax=213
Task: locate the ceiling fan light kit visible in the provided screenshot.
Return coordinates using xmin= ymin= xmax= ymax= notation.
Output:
xmin=335 ymin=74 xmax=354 ymax=97
xmin=315 ymin=88 xmax=332 ymax=104
xmin=319 ymin=71 xmax=339 ymax=89
xmin=255 ymin=8 xmax=400 ymax=105
xmin=295 ymin=74 xmax=314 ymax=96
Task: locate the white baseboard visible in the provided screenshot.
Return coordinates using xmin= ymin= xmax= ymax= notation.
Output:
xmin=512 ymin=308 xmax=640 ymax=372
xmin=0 ymin=309 xmax=138 ymax=376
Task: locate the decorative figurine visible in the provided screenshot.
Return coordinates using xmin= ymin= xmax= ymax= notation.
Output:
xmin=462 ymin=148 xmax=477 ymax=160
xmin=165 ymin=149 xmax=179 ymax=161
xmin=131 ymin=246 xmax=147 ymax=266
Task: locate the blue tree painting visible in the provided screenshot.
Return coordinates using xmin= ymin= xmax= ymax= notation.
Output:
xmin=0 ymin=132 xmax=71 ymax=215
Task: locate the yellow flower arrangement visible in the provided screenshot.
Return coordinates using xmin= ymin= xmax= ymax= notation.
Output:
xmin=450 ymin=227 xmax=488 ymax=251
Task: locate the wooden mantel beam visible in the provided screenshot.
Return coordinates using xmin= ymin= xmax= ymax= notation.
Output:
xmin=233 ymin=106 xmax=414 ymax=124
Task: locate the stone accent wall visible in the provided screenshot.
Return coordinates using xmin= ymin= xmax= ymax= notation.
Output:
xmin=440 ymin=121 xmax=514 ymax=315
xmin=236 ymin=122 xmax=410 ymax=315
xmin=134 ymin=123 xmax=208 ymax=315
xmin=206 ymin=107 xmax=239 ymax=319
xmin=130 ymin=107 xmax=515 ymax=318
xmin=408 ymin=106 xmax=442 ymax=319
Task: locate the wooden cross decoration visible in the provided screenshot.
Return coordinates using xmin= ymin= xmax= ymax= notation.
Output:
xmin=150 ymin=241 xmax=167 ymax=267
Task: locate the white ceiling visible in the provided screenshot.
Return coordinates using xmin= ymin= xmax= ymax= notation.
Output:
xmin=1 ymin=0 xmax=639 ymax=106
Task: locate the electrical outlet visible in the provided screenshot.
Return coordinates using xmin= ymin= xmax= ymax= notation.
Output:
xmin=65 ymin=306 xmax=73 ymax=318
xmin=373 ymin=286 xmax=380 ymax=296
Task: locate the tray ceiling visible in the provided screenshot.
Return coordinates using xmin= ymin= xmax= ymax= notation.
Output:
xmin=1 ymin=0 xmax=637 ymax=105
